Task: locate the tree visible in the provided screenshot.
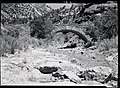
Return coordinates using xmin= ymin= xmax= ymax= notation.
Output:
xmin=93 ymin=6 xmax=118 ymax=40
xmin=29 ymin=16 xmax=54 ymax=39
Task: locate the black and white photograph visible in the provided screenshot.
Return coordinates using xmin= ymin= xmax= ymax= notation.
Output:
xmin=0 ymin=1 xmax=118 ymax=87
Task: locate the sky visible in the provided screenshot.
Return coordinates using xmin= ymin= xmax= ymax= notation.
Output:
xmin=46 ymin=3 xmax=72 ymax=9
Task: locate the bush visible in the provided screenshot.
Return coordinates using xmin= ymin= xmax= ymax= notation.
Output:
xmin=82 ymin=21 xmax=98 ymax=42
xmin=0 ymin=35 xmax=19 ymax=56
xmin=98 ymin=36 xmax=118 ymax=51
xmin=92 ymin=6 xmax=118 ymax=40
xmin=29 ymin=16 xmax=55 ymax=39
xmin=0 ymin=24 xmax=40 ymax=56
xmin=82 ymin=4 xmax=118 ymax=42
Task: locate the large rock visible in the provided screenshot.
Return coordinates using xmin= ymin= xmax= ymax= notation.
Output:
xmin=28 ymin=69 xmax=53 ymax=83
xmin=87 ymin=66 xmax=113 ymax=76
xmin=62 ymin=71 xmax=82 ymax=84
xmin=35 ymin=59 xmax=85 ymax=74
xmin=77 ymin=66 xmax=113 ymax=83
xmin=37 ymin=66 xmax=58 ymax=74
xmin=105 ymin=56 xmax=114 ymax=61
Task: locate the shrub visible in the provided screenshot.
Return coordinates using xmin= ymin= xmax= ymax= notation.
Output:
xmin=92 ymin=6 xmax=118 ymax=40
xmin=0 ymin=24 xmax=40 ymax=56
xmin=82 ymin=4 xmax=118 ymax=42
xmin=98 ymin=36 xmax=118 ymax=51
xmin=18 ymin=36 xmax=40 ymax=49
xmin=29 ymin=16 xmax=55 ymax=39
xmin=0 ymin=35 xmax=19 ymax=56
xmin=82 ymin=21 xmax=98 ymax=42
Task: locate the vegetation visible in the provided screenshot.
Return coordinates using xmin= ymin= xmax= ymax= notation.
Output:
xmin=98 ymin=36 xmax=118 ymax=51
xmin=0 ymin=2 xmax=118 ymax=56
xmin=29 ymin=16 xmax=54 ymax=39
xmin=92 ymin=6 xmax=118 ymax=40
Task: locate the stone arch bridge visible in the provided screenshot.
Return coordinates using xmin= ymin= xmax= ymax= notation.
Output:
xmin=49 ymin=24 xmax=93 ymax=48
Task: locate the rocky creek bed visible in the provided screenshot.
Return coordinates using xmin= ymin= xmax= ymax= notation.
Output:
xmin=1 ymin=47 xmax=118 ymax=87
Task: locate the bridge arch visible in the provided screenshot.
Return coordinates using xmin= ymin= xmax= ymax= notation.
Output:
xmin=55 ymin=29 xmax=89 ymax=44
xmin=47 ymin=24 xmax=93 ymax=48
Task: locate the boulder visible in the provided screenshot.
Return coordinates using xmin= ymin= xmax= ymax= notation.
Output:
xmin=29 ymin=69 xmax=42 ymax=81
xmin=28 ymin=69 xmax=53 ymax=83
xmin=62 ymin=71 xmax=82 ymax=84
xmin=52 ymin=71 xmax=65 ymax=82
xmin=87 ymin=66 xmax=113 ymax=76
xmin=37 ymin=66 xmax=58 ymax=74
xmin=35 ymin=59 xmax=85 ymax=74
xmin=105 ymin=56 xmax=114 ymax=61
xmin=77 ymin=66 xmax=113 ymax=82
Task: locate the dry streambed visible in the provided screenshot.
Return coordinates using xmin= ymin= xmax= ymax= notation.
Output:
xmin=1 ymin=47 xmax=118 ymax=87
